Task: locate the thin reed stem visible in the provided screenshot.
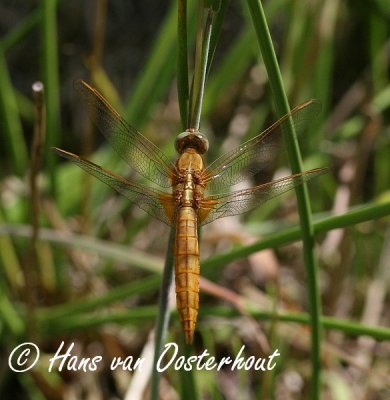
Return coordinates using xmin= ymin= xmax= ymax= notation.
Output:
xmin=30 ymin=82 xmax=46 ymax=252
xmin=42 ymin=0 xmax=60 ymax=195
xmin=150 ymin=228 xmax=175 ymax=400
xmin=247 ymin=1 xmax=322 ymax=397
xmin=177 ymin=0 xmax=189 ymax=129
xmin=23 ymin=81 xmax=46 ymax=340
xmin=188 ymin=3 xmax=213 ymax=130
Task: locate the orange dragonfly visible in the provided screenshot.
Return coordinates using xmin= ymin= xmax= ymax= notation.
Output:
xmin=54 ymin=80 xmax=326 ymax=343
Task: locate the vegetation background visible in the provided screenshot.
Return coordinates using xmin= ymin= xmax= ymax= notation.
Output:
xmin=0 ymin=0 xmax=389 ymax=399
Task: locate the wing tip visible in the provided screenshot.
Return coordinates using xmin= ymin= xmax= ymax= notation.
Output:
xmin=287 ymin=166 xmax=329 ymax=184
xmin=51 ymin=147 xmax=80 ymax=161
xmin=293 ymin=98 xmax=322 ymax=115
xmin=73 ymin=78 xmax=90 ymax=91
xmin=308 ymin=166 xmax=329 ymax=176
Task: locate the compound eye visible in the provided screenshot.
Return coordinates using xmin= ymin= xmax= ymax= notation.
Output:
xmin=175 ymin=131 xmax=209 ymax=154
xmin=195 ymin=133 xmax=209 ymax=154
xmin=175 ymin=132 xmax=188 ymax=154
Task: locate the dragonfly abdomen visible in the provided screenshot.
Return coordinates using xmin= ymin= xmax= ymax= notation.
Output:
xmin=175 ymin=205 xmax=200 ymax=344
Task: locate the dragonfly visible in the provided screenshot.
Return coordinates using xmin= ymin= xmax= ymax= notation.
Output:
xmin=54 ymin=80 xmax=326 ymax=343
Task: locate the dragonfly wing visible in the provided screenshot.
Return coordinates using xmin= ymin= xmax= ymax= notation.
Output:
xmin=75 ymin=80 xmax=175 ymax=188
xmin=199 ymin=168 xmax=327 ymax=226
xmin=202 ymin=100 xmax=322 ymax=193
xmin=54 ymin=148 xmax=174 ymax=226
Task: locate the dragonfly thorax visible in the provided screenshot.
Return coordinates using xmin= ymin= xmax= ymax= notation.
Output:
xmin=175 ymin=130 xmax=209 ymax=154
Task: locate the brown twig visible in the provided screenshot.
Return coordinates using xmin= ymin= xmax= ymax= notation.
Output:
xmin=24 ymin=81 xmax=46 ymax=338
xmin=30 ymin=82 xmax=46 ymax=249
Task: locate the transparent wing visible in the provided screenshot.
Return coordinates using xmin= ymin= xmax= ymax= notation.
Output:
xmin=199 ymin=168 xmax=327 ymax=226
xmin=202 ymin=100 xmax=321 ymax=193
xmin=53 ymin=148 xmax=174 ymax=226
xmin=75 ymin=80 xmax=175 ymax=188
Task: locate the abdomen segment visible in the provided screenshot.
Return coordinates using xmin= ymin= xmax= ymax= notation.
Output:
xmin=175 ymin=206 xmax=200 ymax=343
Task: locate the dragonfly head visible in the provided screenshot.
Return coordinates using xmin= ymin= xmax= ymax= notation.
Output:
xmin=175 ymin=130 xmax=209 ymax=155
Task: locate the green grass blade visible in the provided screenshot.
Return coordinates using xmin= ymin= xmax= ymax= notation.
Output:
xmin=0 ymin=204 xmax=25 ymax=291
xmin=188 ymin=3 xmax=213 ymax=130
xmin=125 ymin=1 xmax=196 ymax=128
xmin=179 ymin=337 xmax=198 ymax=400
xmin=40 ymin=306 xmax=158 ymax=335
xmin=203 ymin=0 xmax=285 ymax=117
xmin=203 ymin=199 xmax=390 ymax=273
xmin=1 ymin=0 xmax=62 ymax=52
xmin=369 ymin=8 xmax=388 ymax=93
xmin=0 ymin=281 xmax=25 ymax=336
xmin=198 ymin=306 xmax=390 ymax=341
xmin=37 ymin=304 xmax=390 ymax=341
xmin=1 ymin=12 xmax=41 ymax=52
xmin=41 ymin=0 xmax=61 ymax=195
xmin=3 ymin=199 xmax=388 ymax=284
xmin=177 ymin=0 xmax=189 ymax=128
xmin=0 ymin=48 xmax=28 ymax=176
xmin=311 ymin=2 xmax=339 ymax=134
xmin=203 ymin=26 xmax=255 ymax=115
xmin=38 ymin=275 xmax=161 ymax=320
xmin=150 ymin=228 xmax=175 ymax=400
xmin=205 ymin=0 xmax=229 ymax=77
xmin=0 ymin=224 xmax=163 ymax=273
xmin=247 ymin=2 xmax=322 ymax=397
